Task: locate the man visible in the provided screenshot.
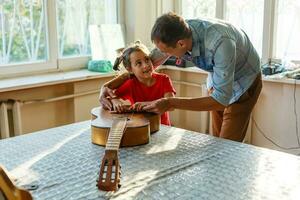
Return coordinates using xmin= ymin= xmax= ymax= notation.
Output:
xmin=100 ymin=12 xmax=262 ymax=142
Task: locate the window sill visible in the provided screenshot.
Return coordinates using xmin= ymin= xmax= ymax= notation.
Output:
xmin=1 ymin=65 xmax=299 ymax=94
xmin=161 ymin=65 xmax=300 ymax=85
xmin=0 ymin=69 xmax=116 ymax=93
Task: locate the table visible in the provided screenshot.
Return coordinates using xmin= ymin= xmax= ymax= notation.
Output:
xmin=1 ymin=121 xmax=300 ymax=199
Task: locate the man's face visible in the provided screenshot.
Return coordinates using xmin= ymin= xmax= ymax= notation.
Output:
xmin=154 ymin=40 xmax=187 ymax=58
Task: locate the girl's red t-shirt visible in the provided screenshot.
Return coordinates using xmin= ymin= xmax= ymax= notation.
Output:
xmin=115 ymin=73 xmax=176 ymax=125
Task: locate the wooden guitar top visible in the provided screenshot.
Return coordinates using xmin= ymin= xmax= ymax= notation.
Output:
xmin=91 ymin=107 xmax=160 ymax=147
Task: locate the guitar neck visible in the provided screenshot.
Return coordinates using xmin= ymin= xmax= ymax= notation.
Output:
xmin=105 ymin=117 xmax=127 ymax=150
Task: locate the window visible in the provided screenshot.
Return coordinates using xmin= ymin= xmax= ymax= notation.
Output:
xmin=0 ymin=0 xmax=47 ymax=65
xmin=56 ymin=0 xmax=117 ymax=58
xmin=274 ymin=0 xmax=300 ymax=60
xmin=225 ymin=0 xmax=264 ymax=56
xmin=179 ymin=0 xmax=300 ymax=63
xmin=181 ymin=0 xmax=216 ymax=19
xmin=0 ymin=0 xmax=118 ymax=76
xmin=180 ymin=0 xmax=263 ymax=57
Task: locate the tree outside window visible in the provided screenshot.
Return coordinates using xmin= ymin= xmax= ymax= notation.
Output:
xmin=0 ymin=0 xmax=47 ymax=65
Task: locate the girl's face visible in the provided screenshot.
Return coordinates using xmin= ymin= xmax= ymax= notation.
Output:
xmin=128 ymin=50 xmax=153 ymax=79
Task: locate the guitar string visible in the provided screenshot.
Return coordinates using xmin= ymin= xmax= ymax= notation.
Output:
xmin=106 ymin=117 xmax=127 ymax=150
xmin=106 ymin=109 xmax=137 ymax=150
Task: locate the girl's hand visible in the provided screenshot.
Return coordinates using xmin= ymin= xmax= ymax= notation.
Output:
xmin=130 ymin=102 xmax=151 ymax=112
xmin=111 ymin=98 xmax=131 ymax=113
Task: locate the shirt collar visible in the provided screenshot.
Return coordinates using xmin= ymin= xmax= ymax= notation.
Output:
xmin=188 ymin=22 xmax=201 ymax=58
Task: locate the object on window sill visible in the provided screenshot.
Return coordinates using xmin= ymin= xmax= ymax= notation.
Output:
xmin=264 ymin=66 xmax=300 ymax=80
xmin=261 ymin=63 xmax=285 ymax=76
xmin=88 ymin=60 xmax=113 ymax=73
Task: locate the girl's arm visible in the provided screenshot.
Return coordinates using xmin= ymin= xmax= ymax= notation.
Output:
xmin=131 ymin=92 xmax=175 ymax=112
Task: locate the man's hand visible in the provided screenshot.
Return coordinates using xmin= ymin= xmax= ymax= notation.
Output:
xmin=98 ymin=72 xmax=132 ymax=110
xmin=143 ymin=98 xmax=173 ymax=114
xmin=98 ymin=86 xmax=117 ymax=110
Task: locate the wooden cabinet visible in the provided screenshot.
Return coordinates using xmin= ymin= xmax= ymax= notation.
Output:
xmin=0 ymin=73 xmax=113 ymax=137
xmin=159 ymin=67 xmax=210 ymax=133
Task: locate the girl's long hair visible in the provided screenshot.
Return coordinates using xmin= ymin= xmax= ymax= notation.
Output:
xmin=113 ymin=40 xmax=150 ymax=71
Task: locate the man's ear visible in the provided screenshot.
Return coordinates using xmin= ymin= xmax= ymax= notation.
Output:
xmin=177 ymin=39 xmax=186 ymax=48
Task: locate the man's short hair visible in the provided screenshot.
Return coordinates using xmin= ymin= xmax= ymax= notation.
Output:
xmin=151 ymin=12 xmax=192 ymax=48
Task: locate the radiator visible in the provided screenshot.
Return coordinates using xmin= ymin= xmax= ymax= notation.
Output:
xmin=0 ymin=89 xmax=100 ymax=139
xmin=0 ymin=101 xmax=22 ymax=139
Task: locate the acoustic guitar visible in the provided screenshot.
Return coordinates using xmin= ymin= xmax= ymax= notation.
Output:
xmin=91 ymin=107 xmax=160 ymax=147
xmin=0 ymin=166 xmax=32 ymax=200
xmin=91 ymin=106 xmax=160 ymax=191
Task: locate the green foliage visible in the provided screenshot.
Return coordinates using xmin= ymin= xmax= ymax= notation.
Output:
xmin=0 ymin=0 xmax=47 ymax=64
xmin=1 ymin=0 xmax=116 ymax=65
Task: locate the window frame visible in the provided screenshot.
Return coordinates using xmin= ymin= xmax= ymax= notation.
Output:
xmin=0 ymin=0 xmax=121 ymax=78
xmin=176 ymin=0 xmax=300 ymax=65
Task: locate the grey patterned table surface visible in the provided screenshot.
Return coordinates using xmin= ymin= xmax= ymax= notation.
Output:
xmin=1 ymin=121 xmax=300 ymax=200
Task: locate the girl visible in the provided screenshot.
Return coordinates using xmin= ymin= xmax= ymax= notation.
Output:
xmin=100 ymin=41 xmax=176 ymax=126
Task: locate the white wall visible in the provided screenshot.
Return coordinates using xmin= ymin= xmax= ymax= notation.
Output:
xmin=124 ymin=0 xmax=175 ymax=48
xmin=251 ymin=80 xmax=300 ymax=155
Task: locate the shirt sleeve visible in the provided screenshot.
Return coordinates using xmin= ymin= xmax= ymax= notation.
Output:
xmin=162 ymin=75 xmax=176 ymax=95
xmin=115 ymin=79 xmax=133 ymax=102
xmin=210 ymin=38 xmax=236 ymax=106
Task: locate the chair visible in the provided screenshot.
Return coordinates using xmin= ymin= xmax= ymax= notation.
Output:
xmin=0 ymin=166 xmax=32 ymax=200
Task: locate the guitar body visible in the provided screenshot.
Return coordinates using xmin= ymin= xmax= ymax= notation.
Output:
xmin=91 ymin=107 xmax=160 ymax=147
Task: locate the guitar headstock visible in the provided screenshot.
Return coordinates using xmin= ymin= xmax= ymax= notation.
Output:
xmin=97 ymin=150 xmax=121 ymax=191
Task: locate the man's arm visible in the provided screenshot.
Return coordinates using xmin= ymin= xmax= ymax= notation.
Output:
xmin=103 ymin=72 xmax=131 ymax=89
xmin=209 ymin=38 xmax=236 ymax=106
xmin=168 ymin=96 xmax=224 ymax=111
xmin=99 ymin=72 xmax=131 ymax=110
xmin=143 ymin=96 xmax=225 ymax=114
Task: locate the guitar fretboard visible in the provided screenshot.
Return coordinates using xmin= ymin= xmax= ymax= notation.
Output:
xmin=105 ymin=117 xmax=127 ymax=150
